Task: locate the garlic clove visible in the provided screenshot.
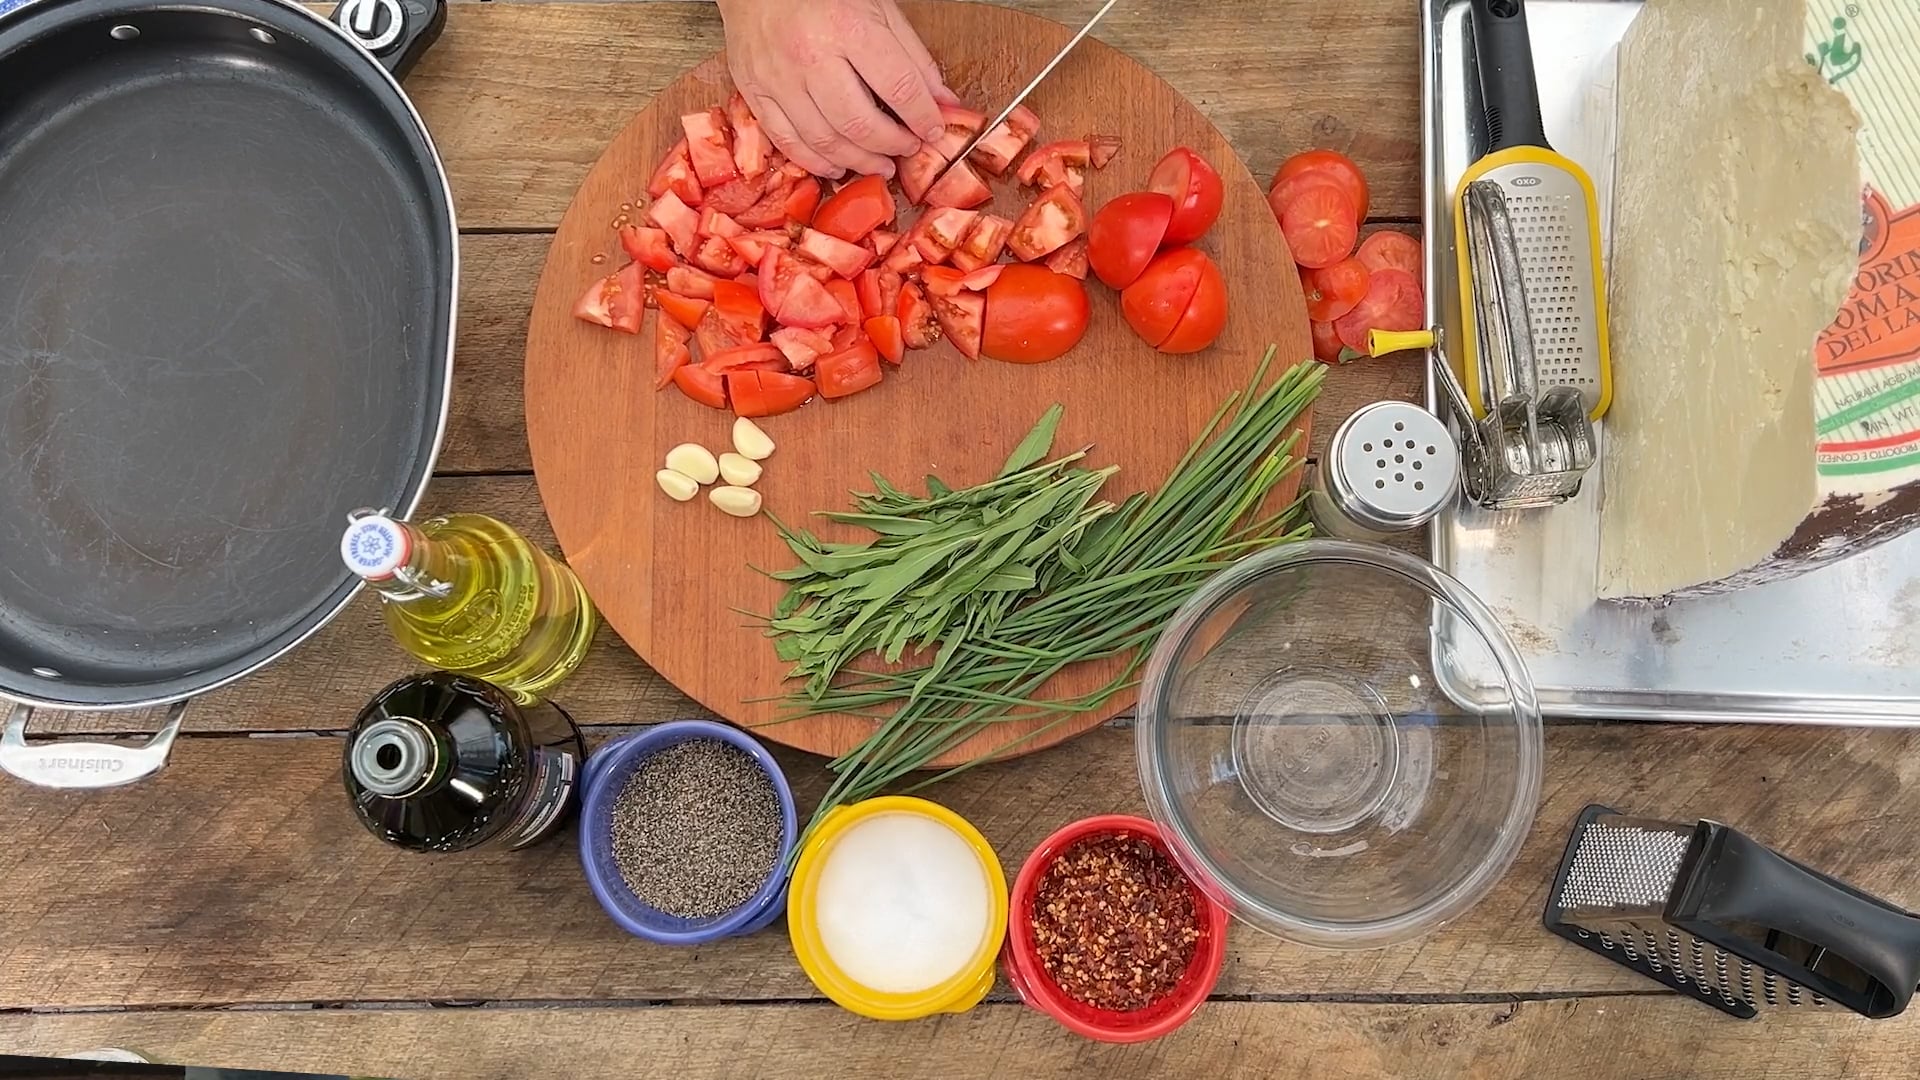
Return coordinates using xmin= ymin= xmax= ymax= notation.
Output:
xmin=718 ymin=452 xmax=763 ymax=487
xmin=709 ymin=485 xmax=764 ymax=518
xmin=655 ymin=469 xmax=699 ymax=502
xmin=731 ymin=417 xmax=776 ymax=461
xmin=664 ymin=443 xmax=720 ymax=485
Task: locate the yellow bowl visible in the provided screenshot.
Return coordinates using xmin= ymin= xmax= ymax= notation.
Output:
xmin=787 ymin=796 xmax=1008 ymax=1021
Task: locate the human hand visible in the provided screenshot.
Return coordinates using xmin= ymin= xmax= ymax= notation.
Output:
xmin=716 ymin=0 xmax=960 ymax=180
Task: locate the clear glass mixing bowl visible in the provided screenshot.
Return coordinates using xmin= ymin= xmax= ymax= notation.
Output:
xmin=1135 ymin=539 xmax=1542 ymax=949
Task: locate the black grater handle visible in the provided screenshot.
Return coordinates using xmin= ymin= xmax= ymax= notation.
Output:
xmin=1469 ymin=0 xmax=1551 ymax=152
xmin=1672 ymin=822 xmax=1920 ymax=1019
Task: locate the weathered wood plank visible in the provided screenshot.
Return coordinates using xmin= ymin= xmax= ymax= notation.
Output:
xmin=407 ymin=3 xmax=1420 ymax=233
xmin=3 ymin=724 xmax=1917 ymax=1007
xmin=2 ymin=997 xmax=1912 ymax=1080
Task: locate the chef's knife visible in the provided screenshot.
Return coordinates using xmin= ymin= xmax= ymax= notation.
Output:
xmin=945 ymin=0 xmax=1122 ymax=169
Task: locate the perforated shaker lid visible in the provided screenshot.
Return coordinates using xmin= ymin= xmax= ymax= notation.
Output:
xmin=340 ymin=514 xmax=411 ymax=581
xmin=1330 ymin=402 xmax=1459 ymax=531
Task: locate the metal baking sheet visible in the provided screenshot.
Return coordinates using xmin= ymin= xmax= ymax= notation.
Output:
xmin=1422 ymin=0 xmax=1920 ymax=724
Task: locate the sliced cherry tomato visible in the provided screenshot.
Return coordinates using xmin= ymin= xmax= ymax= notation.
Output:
xmin=1044 ymin=238 xmax=1089 ymax=280
xmin=1087 ymin=134 xmax=1122 ymax=169
xmin=726 ymin=92 xmax=771 ymax=179
xmin=915 ymin=208 xmax=979 ymax=264
xmin=1302 ymin=258 xmax=1370 ymax=322
xmin=655 ymin=309 xmax=692 ymax=389
xmin=825 ymin=278 xmax=862 ymax=325
xmin=665 ymin=266 xmax=718 ymax=301
xmin=771 ymin=326 xmax=835 ymax=370
xmin=620 ymin=226 xmax=680 ymax=273
xmin=865 ymin=315 xmax=905 ymax=365
xmin=869 ymin=228 xmax=900 ymax=257
xmin=855 ymin=270 xmax=885 ymax=319
xmin=1121 ymin=248 xmax=1215 ymax=350
xmin=693 ymin=235 xmax=749 ymax=277
xmin=1273 ymin=148 xmax=1369 ymax=221
xmin=784 ymin=177 xmax=822 ymax=225
xmin=1310 ymin=319 xmax=1347 ymax=364
xmin=648 ymin=139 xmax=703 ymax=208
xmin=797 ymin=227 xmax=874 ymax=279
xmin=924 ymin=160 xmax=995 ymax=210
xmin=897 ymin=144 xmax=950 ymax=205
xmin=673 ymin=364 xmax=729 ymax=410
xmin=813 ymin=175 xmax=896 ymax=243
xmin=877 ymin=269 xmax=904 ymax=318
xmin=950 ymin=214 xmax=1012 ymax=272
xmin=573 ymin=262 xmax=646 ymax=334
xmin=1086 ymin=191 xmax=1174 ymax=289
xmin=1160 ymin=254 xmax=1228 ymax=354
xmin=712 ymin=280 xmax=767 ymax=343
xmin=1333 ymin=267 xmax=1423 ymax=352
xmin=897 ymin=282 xmax=938 ymax=349
xmin=932 ymin=290 xmax=986 ymax=360
xmin=647 ymin=190 xmax=702 ymax=257
xmin=1280 ymin=180 xmax=1360 ymax=270
xmin=776 ymin=273 xmax=847 ymax=329
xmin=1148 ymin=147 xmax=1224 ymax=246
xmin=654 ymin=288 xmax=710 ymax=331
xmin=680 ymin=108 xmax=739 ymax=188
xmin=702 ymin=342 xmax=786 ymax=374
xmin=1355 ymin=231 xmax=1423 ymax=276
xmin=981 ymin=264 xmax=1089 ymax=364
xmin=815 ymin=340 xmax=884 ymax=398
xmin=968 ymin=104 xmax=1039 ymax=176
xmin=921 ymin=265 xmax=969 ymax=298
xmin=1007 ymin=184 xmax=1086 ymax=262
xmin=726 ymin=369 xmax=813 ymax=417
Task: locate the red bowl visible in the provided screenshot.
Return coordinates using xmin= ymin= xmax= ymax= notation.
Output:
xmin=1003 ymin=814 xmax=1229 ymax=1043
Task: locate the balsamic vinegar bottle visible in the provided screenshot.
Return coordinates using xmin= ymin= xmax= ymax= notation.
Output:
xmin=344 ymin=672 xmax=586 ymax=852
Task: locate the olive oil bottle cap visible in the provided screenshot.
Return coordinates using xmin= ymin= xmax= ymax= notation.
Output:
xmin=341 ymin=513 xmax=411 ymax=581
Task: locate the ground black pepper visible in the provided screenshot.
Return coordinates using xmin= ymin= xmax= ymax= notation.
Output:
xmin=1029 ymin=834 xmax=1202 ymax=1011
xmin=610 ymin=739 xmax=782 ymax=919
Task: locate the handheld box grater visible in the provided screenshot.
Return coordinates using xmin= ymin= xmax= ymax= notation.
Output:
xmin=1453 ymin=0 xmax=1612 ymax=427
xmin=1545 ymin=805 xmax=1920 ymax=1020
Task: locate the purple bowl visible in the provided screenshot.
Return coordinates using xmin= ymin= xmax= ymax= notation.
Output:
xmin=578 ymin=720 xmax=797 ymax=945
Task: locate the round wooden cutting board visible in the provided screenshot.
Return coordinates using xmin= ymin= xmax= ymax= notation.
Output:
xmin=525 ymin=1 xmax=1312 ymax=763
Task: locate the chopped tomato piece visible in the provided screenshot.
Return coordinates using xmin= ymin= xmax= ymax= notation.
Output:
xmin=1007 ymin=184 xmax=1086 ymax=262
xmin=1087 ymin=134 xmax=1122 ymax=169
xmin=950 ymin=214 xmax=1013 ymax=272
xmin=924 ymin=160 xmax=994 ymax=210
xmin=620 ymin=225 xmax=679 ymax=273
xmin=648 ymin=139 xmax=703 ymax=207
xmin=877 ymin=269 xmax=904 ymax=318
xmin=931 ymin=290 xmax=985 ymax=360
xmin=856 ymin=270 xmax=884 ymax=319
xmin=681 ymin=108 xmax=739 ymax=188
xmin=825 ymin=278 xmax=862 ymax=325
xmin=865 ymin=315 xmax=905 ymax=365
xmin=815 ymin=340 xmax=883 ymax=399
xmin=897 ymin=145 xmax=951 ymax=205
xmin=1016 ymin=140 xmax=1091 ymax=189
xmin=969 ymin=104 xmax=1039 ymax=176
xmin=884 ymin=222 xmax=929 ymax=273
xmin=757 ymin=248 xmax=796 ymax=314
xmin=1043 ymin=238 xmax=1089 ymax=280
xmin=654 ymin=309 xmax=692 ymax=389
xmin=829 ymin=325 xmax=865 ymax=352
xmin=694 ymin=305 xmax=750 ymax=359
xmin=697 ymin=208 xmax=745 ymax=239
xmin=666 ymin=266 xmax=718 ymax=300
xmin=812 ymin=175 xmax=896 ymax=244
xmin=654 ymin=289 xmax=710 ymax=331
xmin=672 ymin=364 xmax=728 ymax=410
xmin=736 ymin=179 xmax=793 ymax=229
xmin=930 ymin=104 xmax=987 ymax=159
xmin=897 ymin=281 xmax=938 ymax=349
xmin=776 ymin=273 xmax=847 ymax=329
xmin=693 ymin=235 xmax=749 ymax=277
xmin=726 ymin=369 xmax=814 ymax=417
xmin=921 ymin=266 xmax=969 ymax=297
xmin=712 ymin=279 xmax=767 ymax=343
xmin=869 ymin=228 xmax=900 ymax=257
xmin=771 ymin=326 xmax=835 ymax=370
xmin=797 ymin=227 xmax=875 ymax=279
xmin=647 ymin=190 xmax=702 ymax=257
xmin=795 ymin=256 xmax=835 ymax=282
xmin=784 ymin=177 xmax=822 ymax=225
xmin=573 ymin=262 xmax=646 ymax=334
xmin=916 ymin=208 xmax=979 ymax=264
xmin=701 ymin=342 xmax=786 ymax=374
xmin=727 ymin=92 xmax=771 ymax=179
xmin=703 ymin=175 xmax=767 ymax=216
xmin=726 ymin=233 xmax=769 ymax=265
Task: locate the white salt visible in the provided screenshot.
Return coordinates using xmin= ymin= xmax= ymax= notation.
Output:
xmin=812 ymin=811 xmax=992 ymax=994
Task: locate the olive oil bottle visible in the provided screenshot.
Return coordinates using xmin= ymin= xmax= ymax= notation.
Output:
xmin=340 ymin=510 xmax=597 ymax=703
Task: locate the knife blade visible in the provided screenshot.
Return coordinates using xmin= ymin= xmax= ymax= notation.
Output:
xmin=945 ymin=0 xmax=1122 ymax=171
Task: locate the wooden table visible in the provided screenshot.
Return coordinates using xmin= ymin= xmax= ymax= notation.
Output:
xmin=0 ymin=3 xmax=1915 ymax=1076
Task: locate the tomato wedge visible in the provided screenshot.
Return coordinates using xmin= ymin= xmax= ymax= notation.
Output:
xmin=655 ymin=309 xmax=692 ymax=389
xmin=813 ymin=175 xmax=896 ymax=243
xmin=982 ymin=264 xmax=1089 ymax=364
xmin=666 ymin=266 xmax=718 ymax=301
xmin=771 ymin=325 xmax=835 ymax=370
xmin=647 ymin=190 xmax=701 ymax=258
xmin=655 ymin=288 xmax=710 ymax=331
xmin=1333 ymin=267 xmax=1423 ymax=351
xmin=726 ymin=369 xmax=814 ymax=417
xmin=1148 ymin=147 xmax=1224 ymax=245
xmin=1279 ymin=180 xmax=1359 ymax=269
xmin=673 ymin=365 xmax=728 ymax=410
xmin=1273 ymin=148 xmax=1370 ymax=221
xmin=969 ymin=104 xmax=1039 ymax=175
xmin=1044 ymin=238 xmax=1089 ymax=280
xmin=1302 ymin=258 xmax=1370 ymax=322
xmin=1121 ymin=248 xmax=1221 ymax=350
xmin=1007 ymin=184 xmax=1085 ymax=262
xmin=776 ymin=273 xmax=847 ymax=329
xmin=727 ymin=92 xmax=771 ymax=179
xmin=620 ymin=225 xmax=680 ymax=273
xmin=865 ymin=315 xmax=905 ymax=365
xmin=924 ymin=160 xmax=994 ymax=210
xmin=711 ymin=279 xmax=766 ymax=343
xmin=897 ymin=282 xmax=939 ymax=349
xmin=931 ymin=290 xmax=986 ymax=360
xmin=815 ymin=340 xmax=884 ymax=398
xmin=648 ymin=139 xmax=703 ymax=208
xmin=798 ymin=227 xmax=874 ymax=279
xmin=826 ymin=278 xmax=862 ymax=325
xmin=680 ymin=108 xmax=739 ymax=188
xmin=1086 ymin=191 xmax=1174 ymax=289
xmin=573 ymin=262 xmax=646 ymax=334
xmin=1355 ymin=231 xmax=1423 ymax=276
xmin=950 ymin=214 xmax=1012 ymax=272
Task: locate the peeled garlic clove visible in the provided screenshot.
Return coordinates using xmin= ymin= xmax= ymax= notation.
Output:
xmin=655 ymin=469 xmax=699 ymax=502
xmin=732 ymin=417 xmax=775 ymax=461
xmin=709 ymin=485 xmax=763 ymax=518
xmin=664 ymin=443 xmax=720 ymax=485
xmin=718 ymin=452 xmax=762 ymax=487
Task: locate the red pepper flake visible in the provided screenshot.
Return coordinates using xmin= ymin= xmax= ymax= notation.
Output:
xmin=1029 ymin=834 xmax=1201 ymax=1011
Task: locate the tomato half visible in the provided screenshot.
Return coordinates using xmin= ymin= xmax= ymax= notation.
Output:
xmin=1121 ymin=248 xmax=1227 ymax=352
xmin=1279 ymin=180 xmax=1359 ymax=269
xmin=573 ymin=262 xmax=646 ymax=334
xmin=1272 ymin=149 xmax=1370 ymax=221
xmin=812 ymin=175 xmax=896 ymax=243
xmin=1087 ymin=191 xmax=1174 ymax=289
xmin=726 ymin=369 xmax=814 ymax=417
xmin=1333 ymin=267 xmax=1424 ymax=351
xmin=1301 ymin=258 xmax=1370 ymax=322
xmin=815 ymin=341 xmax=884 ymax=398
xmin=1147 ymin=147 xmax=1224 ymax=245
xmin=982 ymin=264 xmax=1090 ymax=364
xmin=1355 ymin=231 xmax=1423 ymax=276
xmin=672 ymin=364 xmax=729 ymax=410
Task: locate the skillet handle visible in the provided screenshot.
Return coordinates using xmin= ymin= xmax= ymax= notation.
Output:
xmin=0 ymin=702 xmax=186 ymax=790
xmin=333 ymin=0 xmax=446 ymax=78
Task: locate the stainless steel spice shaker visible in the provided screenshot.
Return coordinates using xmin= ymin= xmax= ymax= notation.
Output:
xmin=1308 ymin=400 xmax=1460 ymax=540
